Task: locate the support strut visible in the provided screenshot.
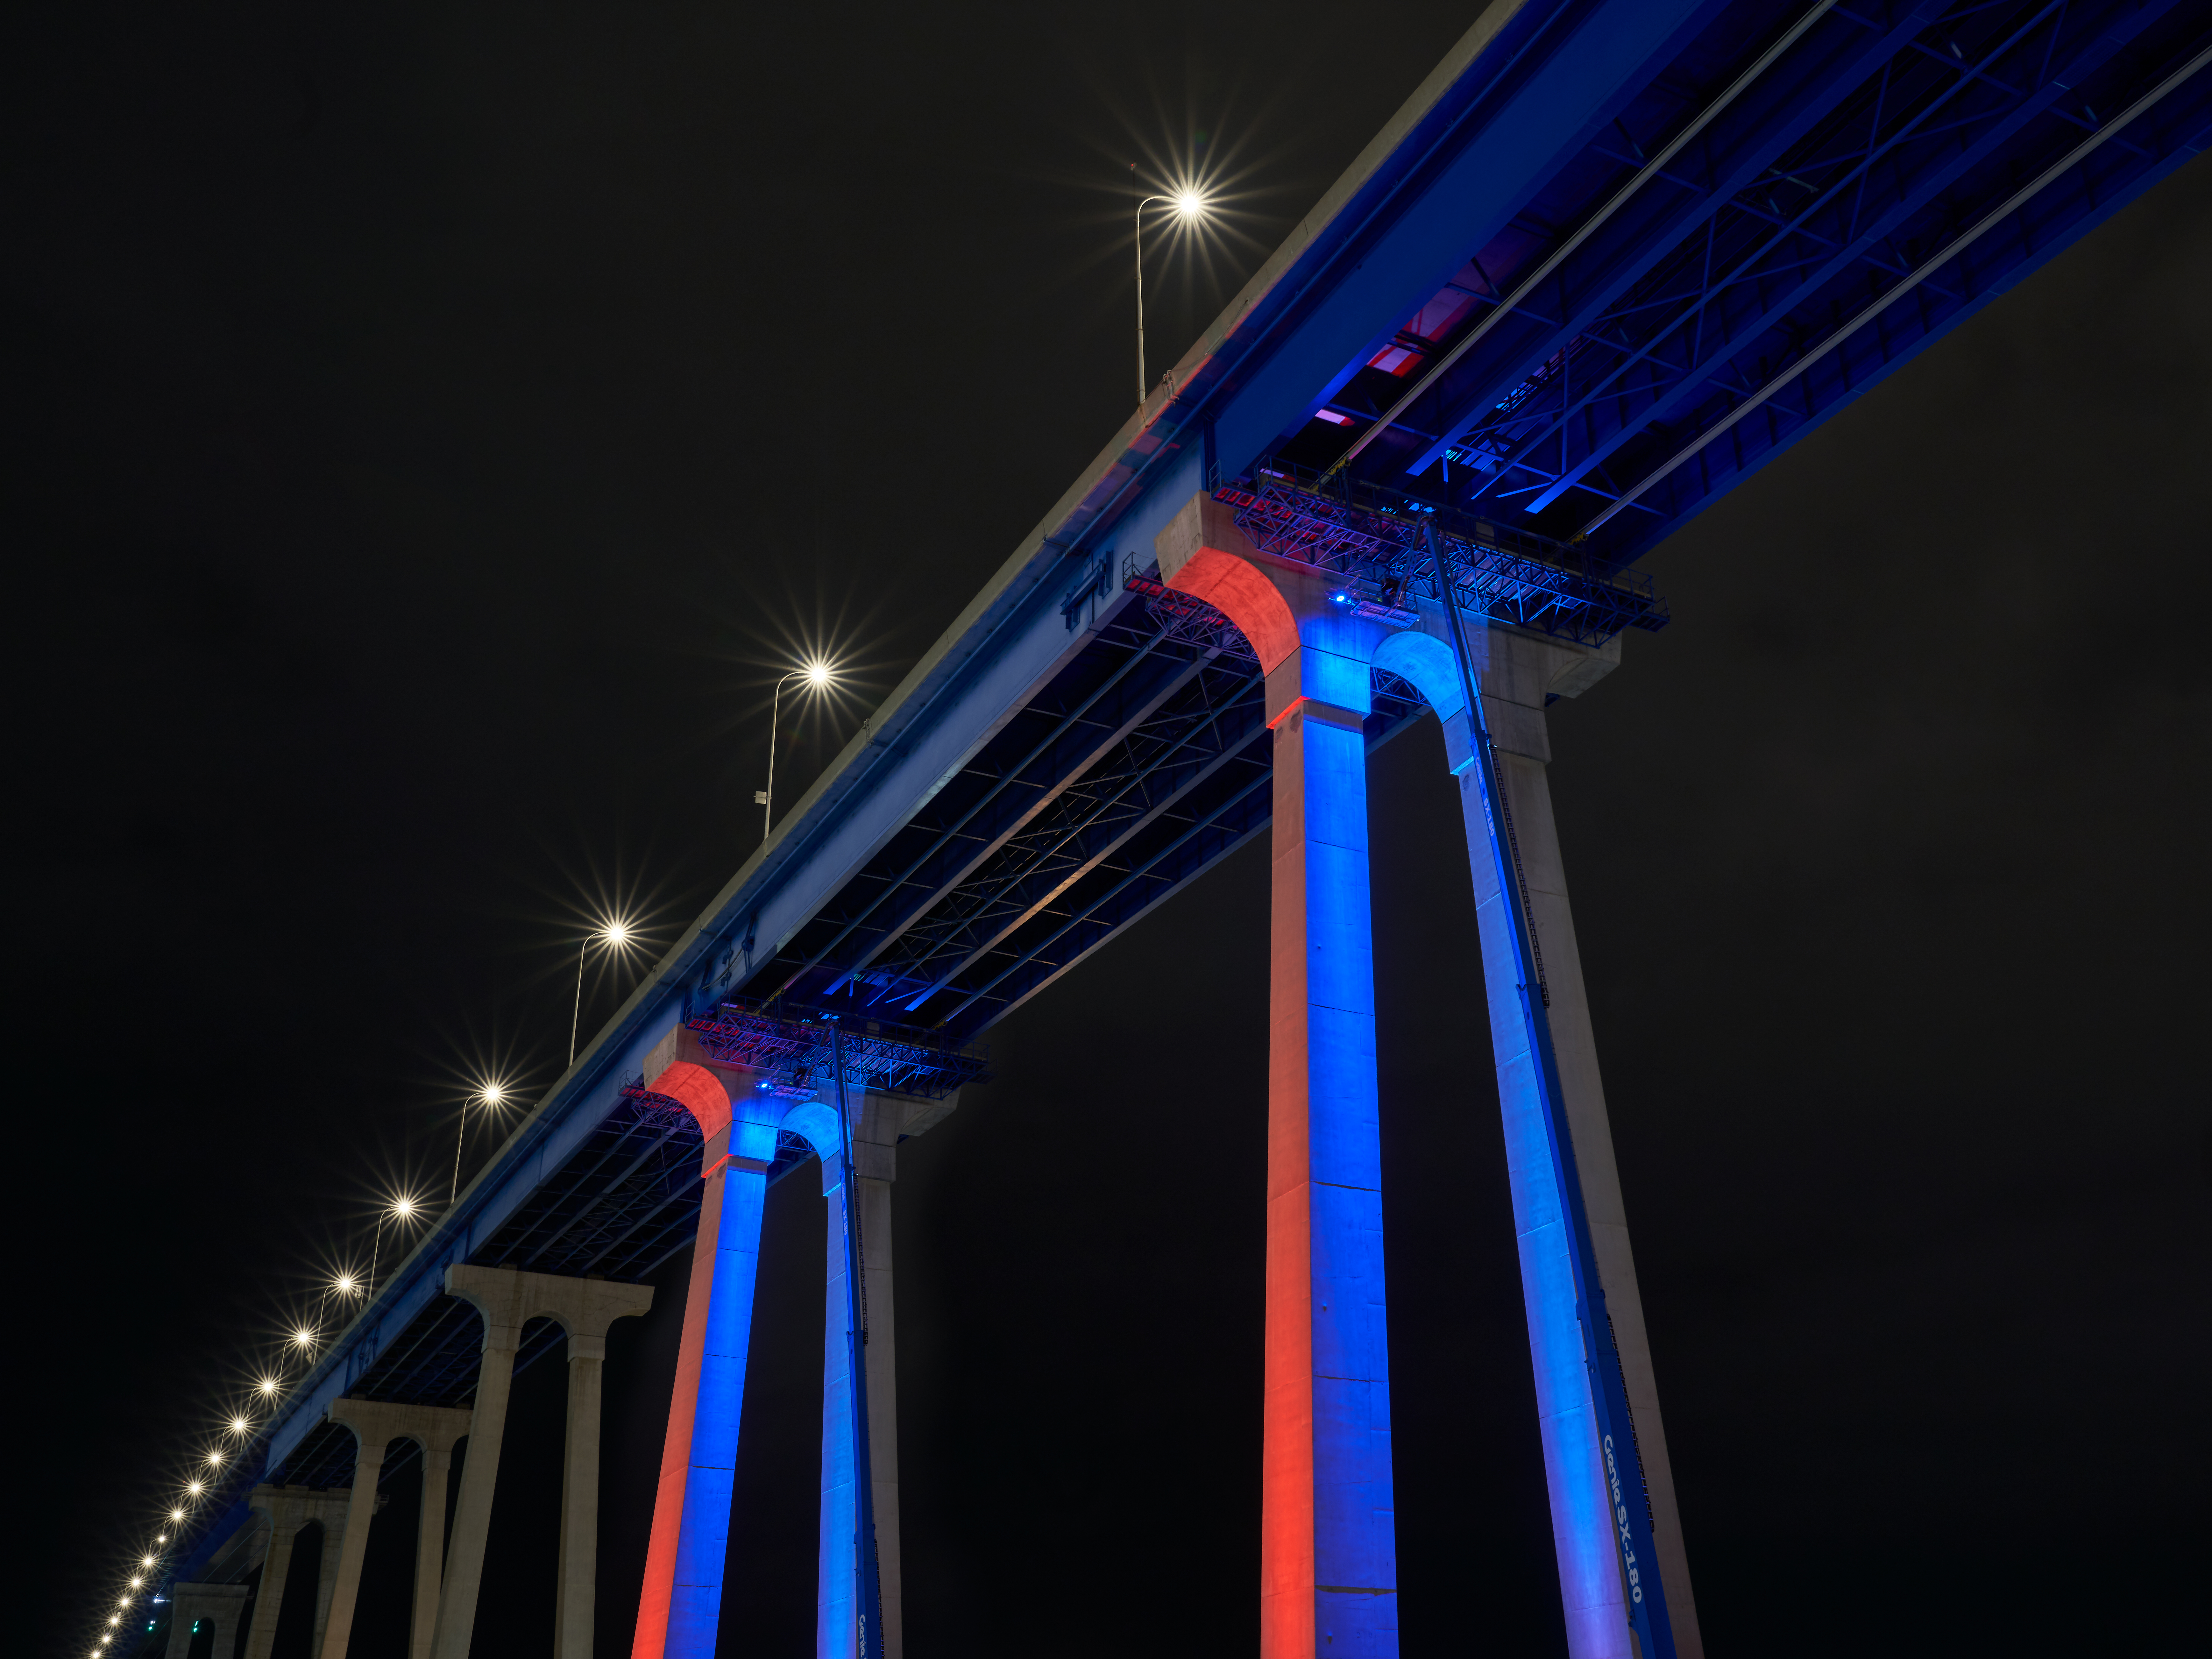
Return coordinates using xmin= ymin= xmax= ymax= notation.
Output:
xmin=1425 ymin=522 xmax=1677 ymax=1658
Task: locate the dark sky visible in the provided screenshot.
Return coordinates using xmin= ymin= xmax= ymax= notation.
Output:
xmin=11 ymin=3 xmax=2209 ymax=1657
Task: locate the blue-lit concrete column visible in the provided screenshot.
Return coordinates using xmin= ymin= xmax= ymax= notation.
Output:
xmin=1158 ymin=493 xmax=1399 ymax=1659
xmin=631 ymin=1043 xmax=787 ymax=1659
xmin=1375 ymin=621 xmax=1702 ymax=1659
xmin=815 ymin=1145 xmax=860 ymax=1659
xmin=786 ymin=1087 xmax=950 ymax=1659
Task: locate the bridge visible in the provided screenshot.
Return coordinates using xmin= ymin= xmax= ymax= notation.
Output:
xmin=120 ymin=4 xmax=2208 ymax=1658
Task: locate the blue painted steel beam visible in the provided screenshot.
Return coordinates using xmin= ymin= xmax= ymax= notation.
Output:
xmin=1212 ymin=0 xmax=1733 ymax=477
xmin=1607 ymin=27 xmax=2211 ymax=557
xmin=1392 ymin=0 xmax=1950 ymax=478
xmin=1516 ymin=0 xmax=2187 ymax=517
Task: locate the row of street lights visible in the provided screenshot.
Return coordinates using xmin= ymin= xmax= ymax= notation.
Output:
xmin=78 ymin=165 xmax=1216 ymax=1656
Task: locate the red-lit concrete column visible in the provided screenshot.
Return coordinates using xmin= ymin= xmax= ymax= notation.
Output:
xmin=631 ymin=1036 xmax=791 ymax=1659
xmin=1158 ymin=494 xmax=1399 ymax=1659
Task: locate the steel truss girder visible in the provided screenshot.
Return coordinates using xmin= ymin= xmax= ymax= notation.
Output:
xmin=1397 ymin=0 xmax=1946 ymax=479
xmin=1341 ymin=0 xmax=2194 ymax=553
xmin=1443 ymin=0 xmax=2145 ymax=492
xmin=1610 ymin=27 xmax=2211 ymax=548
xmin=915 ymin=594 xmax=1431 ymax=1035
xmin=765 ymin=614 xmax=1203 ymax=1003
xmin=858 ymin=653 xmax=1268 ymax=1015
xmin=1510 ymin=0 xmax=2181 ymax=514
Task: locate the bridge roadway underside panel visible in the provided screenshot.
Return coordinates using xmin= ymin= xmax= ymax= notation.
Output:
xmin=739 ymin=584 xmax=1428 ymax=1044
xmin=1263 ymin=0 xmax=2209 ymax=566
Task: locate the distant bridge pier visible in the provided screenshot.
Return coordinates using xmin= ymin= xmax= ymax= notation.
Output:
xmin=161 ymin=1582 xmax=246 ymax=1659
xmin=239 ymin=1485 xmax=352 ymax=1659
xmin=629 ymin=1029 xmax=953 ymax=1659
xmin=1159 ymin=493 xmax=1402 ymax=1659
xmin=319 ymin=1397 xmax=471 ymax=1659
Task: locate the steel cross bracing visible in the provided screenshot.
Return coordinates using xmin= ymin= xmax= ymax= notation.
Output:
xmin=1216 ymin=467 xmax=1669 ymax=647
xmin=1292 ymin=0 xmax=2210 ymax=561
xmin=684 ymin=1005 xmax=992 ymax=1096
xmin=735 ymin=579 xmax=1431 ymax=1042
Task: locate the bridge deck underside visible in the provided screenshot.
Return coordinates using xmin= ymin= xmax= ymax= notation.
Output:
xmin=732 ymin=582 xmax=1426 ymax=1046
xmin=1291 ymin=0 xmax=2209 ymax=564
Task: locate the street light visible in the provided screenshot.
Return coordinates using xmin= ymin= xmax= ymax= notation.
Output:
xmin=367 ymin=1191 xmax=422 ymax=1299
xmin=758 ymin=660 xmax=838 ymax=845
xmin=1132 ymin=176 xmax=1210 ymax=405
xmin=451 ymin=1079 xmax=512 ymax=1204
xmin=568 ymin=917 xmax=637 ymax=1067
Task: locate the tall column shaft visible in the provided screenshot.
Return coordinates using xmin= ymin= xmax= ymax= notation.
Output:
xmin=319 ymin=1439 xmax=388 ymax=1659
xmin=557 ymin=1335 xmax=609 ymax=1659
xmin=1153 ymin=492 xmax=1400 ymax=1659
xmin=240 ymin=1518 xmax=296 ymax=1659
xmin=412 ymin=1447 xmax=452 ymax=1659
xmin=310 ymin=1509 xmax=349 ymax=1658
xmin=1447 ymin=625 xmax=1702 ymax=1659
xmin=430 ymin=1325 xmax=521 ymax=1659
xmin=856 ymin=1168 xmax=901 ymax=1659
xmin=1454 ymin=742 xmax=1629 ymax=1658
xmin=816 ymin=1164 xmax=858 ymax=1659
xmin=631 ymin=1138 xmax=772 ymax=1659
xmin=812 ymin=1092 xmax=905 ymax=1659
xmin=1262 ymin=691 xmax=1397 ymax=1659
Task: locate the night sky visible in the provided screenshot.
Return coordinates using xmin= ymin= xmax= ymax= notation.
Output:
xmin=13 ymin=3 xmax=2210 ymax=1656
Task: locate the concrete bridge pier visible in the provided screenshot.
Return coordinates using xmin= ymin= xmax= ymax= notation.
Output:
xmin=424 ymin=1265 xmax=653 ymax=1659
xmin=629 ymin=1048 xmax=787 ymax=1659
xmin=162 ymin=1581 xmax=247 ymax=1659
xmin=1159 ymin=493 xmax=1401 ymax=1659
xmin=239 ymin=1485 xmax=352 ymax=1659
xmin=318 ymin=1397 xmax=471 ymax=1659
xmin=791 ymin=1083 xmax=932 ymax=1659
xmin=407 ymin=1418 xmax=470 ymax=1659
xmin=1374 ymin=619 xmax=1703 ymax=1659
xmin=316 ymin=1427 xmax=387 ymax=1659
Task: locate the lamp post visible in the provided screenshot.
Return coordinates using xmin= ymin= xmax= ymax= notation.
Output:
xmin=1132 ymin=174 xmax=1209 ymax=406
xmin=450 ymin=1080 xmax=508 ymax=1205
xmin=760 ymin=659 xmax=837 ymax=844
xmin=367 ymin=1192 xmax=420 ymax=1299
xmin=569 ymin=918 xmax=635 ymax=1066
